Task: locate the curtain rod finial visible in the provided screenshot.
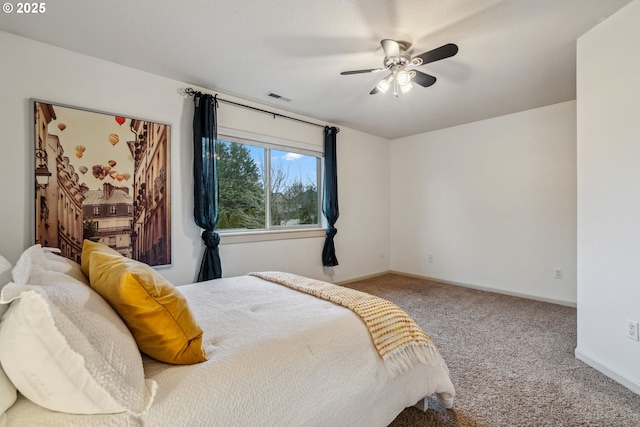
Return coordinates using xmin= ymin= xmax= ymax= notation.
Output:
xmin=180 ymin=88 xmax=196 ymax=97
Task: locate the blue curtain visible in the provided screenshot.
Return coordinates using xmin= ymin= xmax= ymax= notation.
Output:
xmin=192 ymin=92 xmax=222 ymax=281
xmin=322 ymin=126 xmax=339 ymax=267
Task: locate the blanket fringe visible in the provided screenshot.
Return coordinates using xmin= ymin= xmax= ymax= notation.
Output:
xmin=383 ymin=342 xmax=450 ymax=378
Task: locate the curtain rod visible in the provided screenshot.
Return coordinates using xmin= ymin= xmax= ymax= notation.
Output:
xmin=182 ymin=88 xmax=339 ymax=132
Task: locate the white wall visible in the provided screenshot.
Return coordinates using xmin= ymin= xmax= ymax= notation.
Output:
xmin=0 ymin=31 xmax=390 ymax=285
xmin=390 ymin=101 xmax=577 ymax=305
xmin=575 ymin=0 xmax=640 ymax=393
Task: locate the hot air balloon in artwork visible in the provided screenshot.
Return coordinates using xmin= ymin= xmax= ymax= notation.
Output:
xmin=108 ymin=133 xmax=119 ymax=146
xmin=92 ymin=164 xmax=108 ymax=180
xmin=108 ymin=170 xmax=117 ymax=179
xmin=115 ymin=116 xmax=126 ymax=126
xmin=74 ymin=145 xmax=86 ymax=159
xmin=57 ymin=123 xmax=66 ymax=131
xmin=79 ymin=166 xmax=88 ymax=174
xmin=108 ymin=160 xmax=117 ymax=167
xmin=123 ymin=172 xmax=131 ymax=181
xmin=116 ymin=174 xmax=124 ymax=182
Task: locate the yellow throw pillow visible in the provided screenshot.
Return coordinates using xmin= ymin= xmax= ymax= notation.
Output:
xmin=88 ymin=251 xmax=207 ymax=365
xmin=81 ymin=240 xmax=122 ymax=278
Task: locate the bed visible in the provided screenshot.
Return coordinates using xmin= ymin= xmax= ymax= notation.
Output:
xmin=0 ymin=243 xmax=454 ymax=427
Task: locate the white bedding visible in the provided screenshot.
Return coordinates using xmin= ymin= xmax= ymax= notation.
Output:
xmin=4 ymin=275 xmax=454 ymax=427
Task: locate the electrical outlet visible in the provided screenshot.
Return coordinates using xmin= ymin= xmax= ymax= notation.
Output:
xmin=627 ymin=320 xmax=639 ymax=341
xmin=554 ymin=268 xmax=562 ymax=279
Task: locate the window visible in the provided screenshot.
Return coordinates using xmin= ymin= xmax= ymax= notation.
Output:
xmin=110 ymin=206 xmax=117 ymax=215
xmin=216 ymin=136 xmax=322 ymax=235
xmin=93 ymin=206 xmax=100 ymax=216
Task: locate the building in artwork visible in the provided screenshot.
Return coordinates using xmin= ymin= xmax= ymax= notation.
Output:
xmin=82 ymin=183 xmax=133 ymax=258
xmin=129 ymin=119 xmax=171 ymax=266
xmin=34 ymin=102 xmax=85 ymax=262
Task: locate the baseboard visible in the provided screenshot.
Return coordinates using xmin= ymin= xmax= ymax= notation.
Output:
xmin=575 ymin=348 xmax=640 ymax=395
xmin=335 ymin=271 xmax=391 ymax=286
xmin=389 ymin=270 xmax=577 ymax=308
xmin=336 ymin=270 xmax=576 ymax=307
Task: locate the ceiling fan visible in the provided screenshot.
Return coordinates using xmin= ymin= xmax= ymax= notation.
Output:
xmin=340 ymin=39 xmax=458 ymax=97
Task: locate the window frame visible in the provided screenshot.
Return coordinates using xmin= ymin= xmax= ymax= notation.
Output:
xmin=216 ymin=129 xmax=326 ymax=245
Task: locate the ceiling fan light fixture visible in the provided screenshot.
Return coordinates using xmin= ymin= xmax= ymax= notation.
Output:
xmin=400 ymin=82 xmax=414 ymax=94
xmin=397 ymin=70 xmax=412 ymax=86
xmin=377 ymin=74 xmax=393 ymax=94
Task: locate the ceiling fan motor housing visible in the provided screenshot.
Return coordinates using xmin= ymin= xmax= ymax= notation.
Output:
xmin=383 ymin=41 xmax=412 ymax=69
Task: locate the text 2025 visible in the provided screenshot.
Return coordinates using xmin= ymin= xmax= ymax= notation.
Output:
xmin=16 ymin=2 xmax=45 ymax=13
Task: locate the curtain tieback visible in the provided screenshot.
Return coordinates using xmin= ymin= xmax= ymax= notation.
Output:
xmin=326 ymin=227 xmax=337 ymax=238
xmin=201 ymin=230 xmax=220 ymax=248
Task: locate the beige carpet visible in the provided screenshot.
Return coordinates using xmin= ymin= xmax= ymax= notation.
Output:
xmin=345 ymin=273 xmax=640 ymax=427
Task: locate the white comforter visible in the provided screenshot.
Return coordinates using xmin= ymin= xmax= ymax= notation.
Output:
xmin=5 ymin=275 xmax=455 ymax=426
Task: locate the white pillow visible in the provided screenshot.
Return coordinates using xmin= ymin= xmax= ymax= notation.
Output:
xmin=0 ymin=361 xmax=16 ymax=419
xmin=11 ymin=244 xmax=89 ymax=286
xmin=1 ymin=245 xmax=88 ymax=416
xmin=0 ymin=274 xmax=157 ymax=414
xmin=11 ymin=244 xmax=49 ymax=286
xmin=0 ymin=257 xmax=17 ymax=419
xmin=43 ymin=251 xmax=89 ymax=286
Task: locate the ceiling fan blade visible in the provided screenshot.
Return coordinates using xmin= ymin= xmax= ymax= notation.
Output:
xmin=340 ymin=68 xmax=385 ymax=75
xmin=413 ymin=43 xmax=458 ymax=65
xmin=411 ymin=70 xmax=437 ymax=87
xmin=380 ymin=39 xmax=400 ymax=58
xmin=370 ymin=86 xmax=381 ymax=95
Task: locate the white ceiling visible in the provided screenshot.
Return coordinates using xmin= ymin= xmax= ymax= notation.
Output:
xmin=0 ymin=0 xmax=632 ymax=139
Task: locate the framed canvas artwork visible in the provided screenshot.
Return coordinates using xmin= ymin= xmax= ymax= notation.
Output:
xmin=33 ymin=101 xmax=171 ymax=267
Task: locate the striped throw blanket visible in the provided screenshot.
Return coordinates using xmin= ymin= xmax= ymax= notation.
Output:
xmin=249 ymin=271 xmax=448 ymax=378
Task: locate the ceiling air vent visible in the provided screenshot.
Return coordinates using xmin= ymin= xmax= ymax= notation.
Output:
xmin=265 ymin=92 xmax=292 ymax=102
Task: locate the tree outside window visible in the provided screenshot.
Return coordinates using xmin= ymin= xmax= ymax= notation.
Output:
xmin=216 ymin=138 xmax=320 ymax=232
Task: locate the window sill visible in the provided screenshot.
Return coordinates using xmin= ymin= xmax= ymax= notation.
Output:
xmin=219 ymin=228 xmax=326 ymax=245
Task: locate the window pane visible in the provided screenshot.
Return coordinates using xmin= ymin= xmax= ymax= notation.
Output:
xmin=270 ymin=150 xmax=318 ymax=227
xmin=216 ymin=140 xmax=265 ymax=230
